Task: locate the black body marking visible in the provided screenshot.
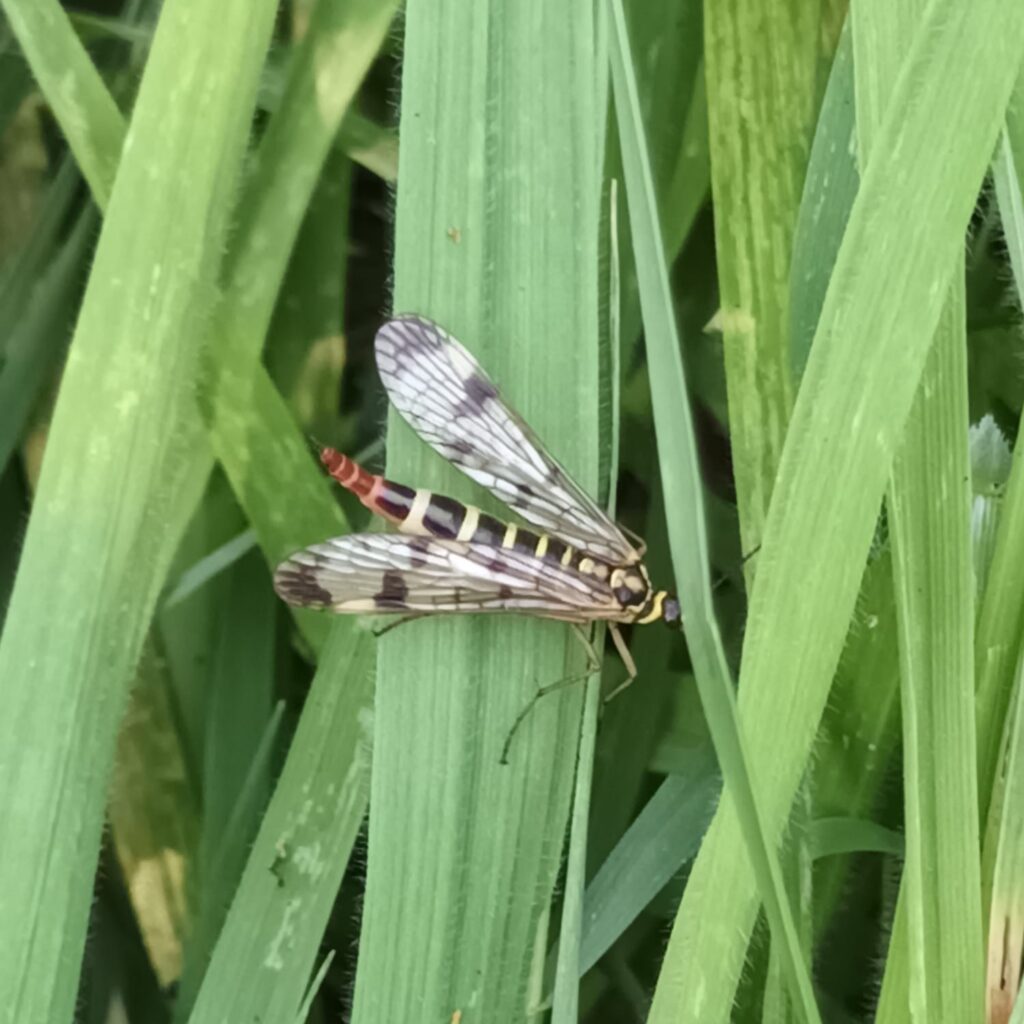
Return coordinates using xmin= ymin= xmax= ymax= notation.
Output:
xmin=377 ymin=480 xmax=416 ymax=521
xmin=423 ymin=494 xmax=466 ymax=539
xmin=473 ymin=512 xmax=506 ymax=548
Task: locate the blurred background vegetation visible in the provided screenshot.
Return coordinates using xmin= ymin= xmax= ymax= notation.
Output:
xmin=1 ymin=1 xmax=1023 ymax=1023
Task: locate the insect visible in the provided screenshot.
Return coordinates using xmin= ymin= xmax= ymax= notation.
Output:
xmin=274 ymin=316 xmax=681 ymax=683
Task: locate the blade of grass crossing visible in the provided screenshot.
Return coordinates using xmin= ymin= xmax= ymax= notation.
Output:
xmin=647 ymin=4 xmax=1024 ymax=1020
xmin=578 ymin=760 xmax=719 ymax=976
xmin=607 ymin=1 xmax=821 ymax=1020
xmin=351 ymin=1 xmax=600 ymax=1020
xmin=0 ymin=1 xmax=279 ymax=1020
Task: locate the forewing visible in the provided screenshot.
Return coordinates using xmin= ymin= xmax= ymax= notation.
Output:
xmin=274 ymin=533 xmax=623 ymax=620
xmin=375 ymin=316 xmax=636 ymax=564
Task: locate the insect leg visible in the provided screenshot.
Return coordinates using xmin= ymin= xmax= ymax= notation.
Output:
xmin=500 ymin=627 xmax=602 ymax=765
xmin=618 ymin=522 xmax=648 ymax=558
xmin=602 ymin=624 xmax=639 ymax=702
xmin=499 ymin=669 xmax=594 ymax=765
xmin=371 ymin=613 xmax=429 ymax=638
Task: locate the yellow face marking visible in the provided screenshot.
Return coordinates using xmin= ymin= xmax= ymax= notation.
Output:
xmin=579 ymin=557 xmax=595 ymax=574
xmin=610 ymin=568 xmax=625 ymax=587
xmin=535 ymin=534 xmax=549 ymax=558
xmin=502 ymin=523 xmax=518 ymax=548
xmin=636 ymin=591 xmax=665 ymax=624
xmin=455 ymin=504 xmax=480 ymax=542
xmin=399 ymin=489 xmax=433 ymax=534
xmin=561 ymin=545 xmax=574 ymax=566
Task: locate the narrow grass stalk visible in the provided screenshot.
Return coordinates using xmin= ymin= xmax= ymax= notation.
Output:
xmin=350 ymin=1 xmax=601 ymax=1019
xmin=551 ymin=676 xmax=602 ymax=1023
xmin=648 ymin=3 xmax=1024 ymax=1019
xmin=551 ymin=180 xmax=622 ymax=1023
xmin=608 ymin=1 xmax=821 ymax=1020
xmin=0 ymin=2 xmax=278 ymax=1020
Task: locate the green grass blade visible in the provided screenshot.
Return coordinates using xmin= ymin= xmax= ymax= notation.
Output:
xmin=185 ymin=626 xmax=374 ymax=1023
xmin=350 ymin=2 xmax=600 ymax=1019
xmin=578 ymin=761 xmax=718 ymax=975
xmin=0 ymin=1 xmax=278 ymax=1020
xmin=551 ymin=678 xmax=601 ymax=1023
xmin=887 ymin=280 xmax=983 ymax=1021
xmin=809 ymin=548 xmax=902 ymax=932
xmin=808 ymin=818 xmax=903 ymax=860
xmin=648 ymin=3 xmax=1024 ymax=1019
xmin=702 ymin=0 xmax=821 ymax=549
xmin=789 ymin=19 xmax=856 ymax=380
xmin=607 ymin=1 xmax=820 ymax=1020
xmin=858 ymin=5 xmax=983 ymax=1018
xmin=202 ymin=0 xmax=399 ymax=653
xmin=551 ymin=178 xmax=621 ymax=1023
xmin=163 ymin=529 xmax=258 ymax=608
xmin=855 ymin=4 xmax=984 ymax=1019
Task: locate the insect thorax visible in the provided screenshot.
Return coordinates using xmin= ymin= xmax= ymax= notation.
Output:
xmin=609 ymin=565 xmax=651 ymax=609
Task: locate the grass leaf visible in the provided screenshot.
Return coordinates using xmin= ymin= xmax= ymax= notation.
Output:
xmin=349 ymin=2 xmax=601 ymax=1019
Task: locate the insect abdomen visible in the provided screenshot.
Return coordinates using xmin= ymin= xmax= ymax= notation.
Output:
xmin=322 ymin=450 xmax=614 ymax=584
xmin=321 ymin=449 xmax=417 ymax=525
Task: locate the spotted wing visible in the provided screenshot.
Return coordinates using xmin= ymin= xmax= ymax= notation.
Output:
xmin=375 ymin=316 xmax=636 ymax=564
xmin=274 ymin=533 xmax=624 ymax=621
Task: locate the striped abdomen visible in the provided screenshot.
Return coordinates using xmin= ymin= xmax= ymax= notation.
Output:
xmin=322 ymin=449 xmax=612 ymax=577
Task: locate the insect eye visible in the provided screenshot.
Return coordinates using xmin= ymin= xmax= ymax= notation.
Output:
xmin=663 ymin=596 xmax=682 ymax=627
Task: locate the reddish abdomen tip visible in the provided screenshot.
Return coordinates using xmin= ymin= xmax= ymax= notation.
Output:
xmin=320 ymin=448 xmax=374 ymax=498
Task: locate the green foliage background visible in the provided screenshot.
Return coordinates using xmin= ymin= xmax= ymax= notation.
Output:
xmin=0 ymin=1 xmax=1023 ymax=1022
